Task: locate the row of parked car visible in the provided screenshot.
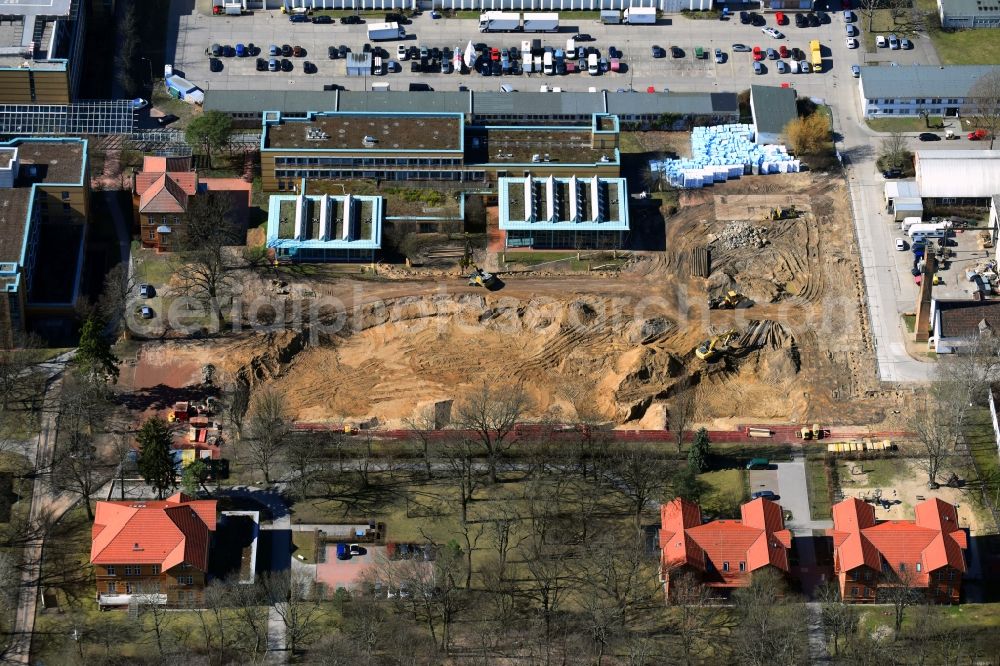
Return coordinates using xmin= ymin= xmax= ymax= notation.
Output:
xmin=876 ymin=34 xmax=913 ymax=50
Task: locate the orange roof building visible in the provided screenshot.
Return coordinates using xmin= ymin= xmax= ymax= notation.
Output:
xmin=90 ymin=492 xmax=217 ymax=607
xmin=659 ymin=497 xmax=793 ymax=598
xmin=829 ymin=497 xmax=967 ymax=604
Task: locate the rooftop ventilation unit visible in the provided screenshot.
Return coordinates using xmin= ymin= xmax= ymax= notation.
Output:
xmin=362 ymin=135 xmax=378 ymax=146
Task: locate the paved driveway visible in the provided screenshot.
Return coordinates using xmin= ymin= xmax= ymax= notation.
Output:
xmin=776 ymin=458 xmax=833 ymax=533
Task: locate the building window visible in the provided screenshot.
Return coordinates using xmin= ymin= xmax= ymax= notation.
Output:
xmin=864 ymin=571 xmax=872 ymax=581
xmin=62 ymin=203 xmax=70 ymax=213
xmin=722 ymin=561 xmax=730 ymax=572
xmin=899 ymin=563 xmax=906 ymax=572
xmin=851 ymin=587 xmax=859 ymax=597
xmin=106 ymin=566 xmax=115 ymax=576
xmin=916 ymin=563 xmax=922 ymax=572
xmin=126 ymin=583 xmax=133 ymax=594
xmin=151 ymin=565 xmax=160 ymax=575
xmin=948 ymin=570 xmax=956 ymax=581
xmin=849 ymin=571 xmax=858 ymax=581
xmin=148 ymin=229 xmax=155 ymax=239
xmin=178 ymin=576 xmax=194 ymax=585
xmin=916 ymin=98 xmax=925 ymax=104
xmin=108 ymin=582 xmax=117 ymax=594
xmin=932 ymin=98 xmax=942 ymax=104
xmin=739 ymin=562 xmax=746 ymax=572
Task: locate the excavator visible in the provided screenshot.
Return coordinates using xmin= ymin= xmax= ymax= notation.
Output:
xmin=695 ymin=328 xmax=738 ymax=362
xmin=709 ymin=290 xmax=749 ymax=310
xmin=763 ymin=206 xmax=798 ymax=221
xmin=467 ymin=265 xmax=498 ymax=289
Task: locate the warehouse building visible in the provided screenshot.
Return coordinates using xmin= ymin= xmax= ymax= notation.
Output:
xmin=204 ymin=90 xmax=738 ymax=129
xmin=259 ymin=110 xmax=621 ymax=191
xmin=915 ymin=150 xmax=1000 ymax=204
xmin=0 ymin=137 xmax=89 ymax=347
xmin=0 ymin=0 xmax=87 ymax=104
xmin=937 ymin=0 xmax=1000 ymax=28
xmin=857 ymin=65 xmax=1000 ymax=118
xmin=266 ymin=192 xmax=383 ymax=263
xmin=497 ymin=174 xmax=629 ymax=250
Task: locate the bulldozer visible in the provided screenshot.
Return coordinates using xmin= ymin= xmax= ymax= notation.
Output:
xmin=709 ymin=290 xmax=748 ymax=310
xmin=467 ymin=265 xmax=498 ymax=289
xmin=695 ymin=329 xmax=738 ymax=362
xmin=763 ymin=206 xmax=798 ymax=221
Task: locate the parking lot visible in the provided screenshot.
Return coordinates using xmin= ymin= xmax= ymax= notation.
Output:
xmin=889 ymin=218 xmax=996 ymax=301
xmin=167 ymin=6 xmax=933 ymax=94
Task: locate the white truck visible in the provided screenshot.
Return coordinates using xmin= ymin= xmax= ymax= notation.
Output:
xmin=623 ymin=7 xmax=657 ymax=24
xmin=523 ymin=12 xmax=559 ymax=32
xmin=587 ymin=53 xmax=599 ymax=75
xmin=908 ymin=222 xmax=952 ymax=240
xmin=543 ymin=51 xmax=554 ymax=75
xmin=479 ymin=11 xmax=522 ymax=32
xmin=367 ymin=22 xmax=405 ymax=41
xmin=900 ymin=216 xmax=925 ymax=232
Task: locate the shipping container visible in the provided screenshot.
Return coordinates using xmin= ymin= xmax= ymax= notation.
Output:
xmin=368 ymin=22 xmax=405 ymax=41
xmin=479 ymin=11 xmax=522 ymax=32
xmin=623 ymin=7 xmax=656 ymax=24
xmin=523 ymin=12 xmax=559 ymax=32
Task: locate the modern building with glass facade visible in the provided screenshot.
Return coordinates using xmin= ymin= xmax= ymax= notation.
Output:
xmin=498 ymin=175 xmax=629 ymax=250
xmin=266 ymin=192 xmax=382 ymax=263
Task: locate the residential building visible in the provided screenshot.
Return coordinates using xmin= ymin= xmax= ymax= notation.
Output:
xmin=938 ymin=0 xmax=1000 ymax=27
xmin=829 ymin=497 xmax=967 ymax=603
xmin=90 ymin=492 xmax=218 ymax=607
xmin=929 ymin=298 xmax=1000 ymax=353
xmin=0 ymin=0 xmax=87 ymax=104
xmin=133 ymin=155 xmax=252 ymax=251
xmin=749 ymin=85 xmax=798 ymax=145
xmin=0 ymin=137 xmax=89 ymax=348
xmin=203 ymin=90 xmax=738 ymax=129
xmin=259 ymin=110 xmax=621 ymax=192
xmin=915 ymin=150 xmax=1000 ymax=205
xmin=267 ymin=192 xmax=383 ymax=262
xmin=497 ymin=174 xmax=629 ymax=249
xmin=857 ymin=65 xmax=1000 ymax=118
xmin=658 ymin=497 xmax=793 ymax=598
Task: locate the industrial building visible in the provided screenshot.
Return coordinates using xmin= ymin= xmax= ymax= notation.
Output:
xmin=259 ymin=110 xmax=621 ymax=191
xmin=203 ymin=90 xmax=739 ymax=129
xmin=857 ymin=65 xmax=1000 ymax=118
xmin=0 ymin=137 xmax=89 ymax=347
xmin=915 ymin=150 xmax=1000 ymax=204
xmin=0 ymin=0 xmax=87 ymax=105
xmin=266 ymin=192 xmax=383 ymax=263
xmin=497 ymin=175 xmax=629 ymax=249
xmin=883 ymin=180 xmax=924 ymax=221
xmin=749 ymin=85 xmax=798 ymax=145
xmin=264 ymin=0 xmax=699 ymax=11
xmin=937 ymin=0 xmax=1000 ymax=28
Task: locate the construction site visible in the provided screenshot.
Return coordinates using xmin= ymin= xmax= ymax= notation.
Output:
xmin=124 ymin=169 xmax=910 ymax=433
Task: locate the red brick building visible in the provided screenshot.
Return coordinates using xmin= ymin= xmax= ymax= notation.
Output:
xmin=659 ymin=497 xmax=793 ymax=598
xmin=829 ymin=497 xmax=967 ymax=603
xmin=90 ymin=492 xmax=217 ymax=608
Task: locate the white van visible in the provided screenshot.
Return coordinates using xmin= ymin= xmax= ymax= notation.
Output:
xmin=900 ymin=216 xmax=923 ymax=232
xmin=876 ymin=35 xmax=887 ymax=48
xmin=543 ymin=51 xmax=554 ymax=75
xmin=588 ymin=53 xmax=599 ymax=75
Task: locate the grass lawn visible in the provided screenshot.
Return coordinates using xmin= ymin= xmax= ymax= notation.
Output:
xmin=133 ymin=248 xmax=177 ymax=287
xmin=928 ymin=26 xmax=1000 ymax=65
xmin=861 ymin=9 xmax=921 ymax=53
xmin=856 ymin=458 xmax=902 ymax=487
xmin=902 ymin=313 xmax=916 ymax=333
xmin=866 ymin=117 xmax=943 ymax=133
xmin=699 ymin=468 xmax=748 ymax=517
xmin=805 ymin=454 xmax=833 ymax=520
xmin=963 ymin=406 xmax=1000 ymax=483
xmin=150 ymin=81 xmax=199 ymax=129
xmin=858 ymin=602 xmax=1000 ymax=633
xmin=291 ymin=529 xmax=317 ymax=563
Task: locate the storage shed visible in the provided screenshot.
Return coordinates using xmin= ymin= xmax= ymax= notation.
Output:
xmin=749 ymin=85 xmax=797 ymax=146
xmin=883 ymin=180 xmax=923 ymax=221
xmin=346 ymin=53 xmax=373 ymax=77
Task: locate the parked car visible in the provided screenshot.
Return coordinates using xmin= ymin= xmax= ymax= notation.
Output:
xmin=235 ymin=43 xmax=247 ymax=57
xmin=846 ymin=37 xmax=858 ymax=49
xmin=807 ymin=13 xmax=820 ymax=27
xmin=280 ymin=58 xmax=293 ymax=72
xmin=845 ymin=24 xmax=858 ymax=37
xmin=895 ymin=238 xmax=907 ymax=251
xmin=651 ymin=45 xmax=665 ymax=58
xmin=289 ymin=13 xmax=309 ymax=23
xmin=210 ymin=43 xmax=222 ymax=57
xmin=844 ymin=9 xmax=854 ymax=21
xmin=138 ymin=284 xmax=155 ymax=298
xmin=312 ymin=15 xmax=332 ymax=24
xmin=397 ymin=44 xmax=408 ymax=59
xmin=293 ymin=45 xmax=305 ymax=57
xmin=732 ymin=43 xmax=751 ymax=52
xmin=221 ymin=45 xmax=235 ymax=57
xmin=746 ymin=458 xmax=770 ymax=470
xmin=766 ymin=47 xmax=779 ymax=60
xmin=255 ymin=57 xmax=267 ymax=70
xmin=762 ymin=26 xmax=784 ymax=38
xmin=751 ymin=490 xmax=778 ymax=500
xmin=328 ymin=46 xmax=338 ymax=59
xmin=573 ymin=33 xmax=593 ymax=41
xmin=209 ymin=57 xmax=223 ymax=72
xmin=752 ymin=46 xmax=763 ymax=61
xmin=670 ymin=45 xmax=683 ymax=58
xmin=775 ymin=11 xmax=787 ymax=24
xmin=714 ymin=48 xmax=724 ymax=63
xmin=919 ymin=132 xmax=941 ymax=141
xmin=969 ymin=129 xmax=989 ymax=140
xmin=339 ymin=45 xmax=350 ymax=58
xmin=349 ymin=544 xmax=365 ymax=556
xmin=901 ymin=37 xmax=913 ymax=49
xmin=851 ymin=64 xmax=861 ymax=77
xmin=155 ymin=114 xmax=178 ymax=127
xmin=336 ymin=544 xmax=350 ymax=560
xmin=882 ymin=168 xmax=902 ymax=178
xmin=269 ymin=44 xmax=279 ymax=56
xmin=876 ymin=34 xmax=887 ymax=47
xmin=268 ymin=58 xmax=278 ymax=72
xmin=817 ymin=10 xmax=831 ymax=23
xmin=791 ymin=47 xmax=805 ymax=60
xmin=281 ymin=44 xmax=293 ymax=57
xmin=795 ymin=13 xmax=807 ymax=27
xmin=779 ymin=45 xmax=790 ymax=58
xmin=750 ymin=12 xmax=766 ymax=26
xmin=799 ymin=59 xmax=810 ymax=73
xmin=889 ymin=34 xmax=900 ymax=49
xmin=753 ymin=61 xmax=764 ymax=74
xmin=776 ymin=60 xmax=788 ymax=73
xmin=340 ymin=14 xmax=363 ymax=24
xmin=139 ymin=306 xmax=154 ymax=319
xmin=740 ymin=10 xmax=750 ymax=24
xmin=303 ymin=61 xmax=316 ymax=73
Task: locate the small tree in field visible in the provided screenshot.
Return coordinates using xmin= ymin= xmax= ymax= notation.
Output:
xmin=687 ymin=427 xmax=711 ymax=473
xmin=136 ymin=417 xmax=176 ymax=499
xmin=185 ymin=111 xmax=233 ymax=165
xmin=783 ymin=113 xmax=830 ymax=156
xmin=76 ymin=315 xmax=120 ymax=385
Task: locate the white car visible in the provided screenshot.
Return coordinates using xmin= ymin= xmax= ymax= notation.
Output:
xmin=397 ymin=45 xmax=408 ymax=60
xmin=846 ymin=37 xmax=858 ymax=49
xmin=799 ymin=59 xmax=810 ymax=73
xmin=876 ymin=35 xmax=887 ymax=48
xmin=139 ymin=306 xmax=154 ymax=319
xmin=889 ymin=34 xmax=900 ymax=49
xmin=895 ymin=238 xmax=907 ymax=251
xmin=762 ymin=27 xmax=784 ymax=39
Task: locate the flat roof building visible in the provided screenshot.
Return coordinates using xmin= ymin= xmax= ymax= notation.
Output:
xmin=0 ymin=136 xmax=89 ymax=347
xmin=937 ymin=0 xmax=1000 ymax=28
xmin=915 ymin=150 xmax=1000 ymax=201
xmin=498 ymin=175 xmax=629 ymax=250
xmin=858 ymin=65 xmax=1000 ymax=119
xmin=0 ymin=0 xmax=86 ymax=104
xmin=267 ymin=193 xmax=382 ymax=263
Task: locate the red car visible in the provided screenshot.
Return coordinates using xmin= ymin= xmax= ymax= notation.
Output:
xmin=779 ymin=45 xmax=790 ymax=58
xmin=752 ymin=46 xmax=764 ymax=61
xmin=968 ymin=128 xmax=988 ymax=140
xmin=775 ymin=11 xmax=787 ymax=25
xmin=490 ymin=47 xmax=500 ymax=61
xmin=213 ymin=5 xmax=223 ymax=14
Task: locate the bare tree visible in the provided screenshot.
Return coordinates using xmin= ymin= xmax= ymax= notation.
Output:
xmin=439 ymin=436 xmax=484 ymax=526
xmin=912 ymin=386 xmax=963 ymax=488
xmin=731 ymin=568 xmax=808 ymax=666
xmin=668 ymin=571 xmax=731 ymax=666
xmin=285 ymin=433 xmax=335 ymax=500
xmin=264 ymin=571 xmax=326 ymax=654
xmin=968 ymin=69 xmax=1000 ymax=150
xmin=879 ymin=131 xmax=910 ymax=171
xmin=245 ymin=388 xmax=290 ymax=484
xmin=456 ymin=381 xmax=531 ymax=483
xmin=816 ymin=581 xmax=860 ymax=657
xmin=220 ymin=373 xmax=251 ymax=442
xmin=404 ymin=410 xmax=437 ymax=479
xmin=97 ymin=262 xmax=135 ymax=335
xmin=670 ymin=390 xmax=697 ymax=453
xmin=880 ymin=566 xmax=922 ymax=636
xmin=858 ymin=0 xmax=879 ymax=31
xmin=139 ymin=600 xmax=174 ymax=657
xmin=176 ymin=191 xmax=241 ymax=326
xmin=937 ymin=333 xmax=1000 ymax=408
xmin=611 ymin=448 xmax=667 ymax=530
xmin=228 ymin=582 xmax=270 ymax=656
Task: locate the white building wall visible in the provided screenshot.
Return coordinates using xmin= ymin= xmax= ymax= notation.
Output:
xmin=915 ymin=152 xmax=1000 ymax=199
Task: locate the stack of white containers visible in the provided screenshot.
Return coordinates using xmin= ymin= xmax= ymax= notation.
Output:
xmin=648 ymin=124 xmax=801 ymax=189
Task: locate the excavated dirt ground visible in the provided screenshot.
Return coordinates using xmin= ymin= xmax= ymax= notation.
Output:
xmin=126 ymin=172 xmax=911 ymax=431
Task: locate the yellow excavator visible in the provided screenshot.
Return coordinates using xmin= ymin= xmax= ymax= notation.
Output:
xmin=763 ymin=206 xmax=798 ymax=221
xmin=695 ymin=328 xmax=738 ymax=361
xmin=467 ymin=265 xmax=498 ymax=289
xmin=709 ymin=290 xmax=748 ymax=310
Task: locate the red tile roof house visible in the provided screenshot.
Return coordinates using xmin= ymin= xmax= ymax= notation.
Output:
xmin=659 ymin=497 xmax=793 ymax=599
xmin=133 ymin=155 xmax=251 ymax=252
xmin=90 ymin=492 xmax=217 ymax=608
xmin=829 ymin=497 xmax=967 ymax=604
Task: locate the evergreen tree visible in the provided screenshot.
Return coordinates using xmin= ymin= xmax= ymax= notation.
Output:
xmin=687 ymin=427 xmax=711 ymax=473
xmin=181 ymin=459 xmax=209 ymax=496
xmin=76 ymin=315 xmax=120 ymax=384
xmin=136 ymin=417 xmax=176 ymax=499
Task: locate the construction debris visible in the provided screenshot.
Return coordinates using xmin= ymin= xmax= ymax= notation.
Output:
xmin=713 ymin=221 xmax=768 ymax=251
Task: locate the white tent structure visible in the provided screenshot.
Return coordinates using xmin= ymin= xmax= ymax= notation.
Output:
xmin=464 ymin=41 xmax=477 ymax=69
